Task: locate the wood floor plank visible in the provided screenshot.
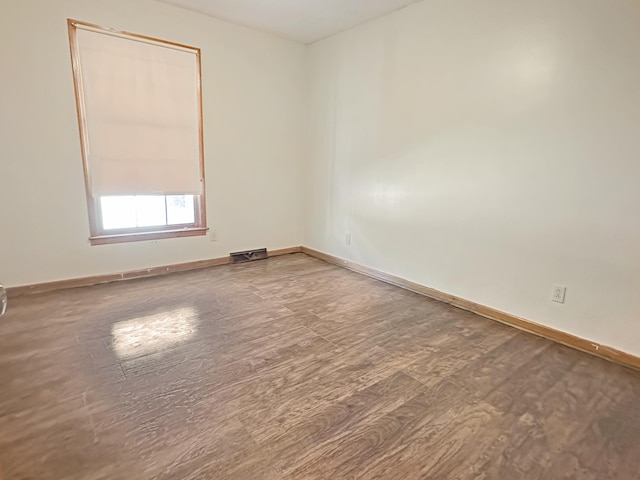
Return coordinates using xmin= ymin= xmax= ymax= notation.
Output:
xmin=282 ymin=381 xmax=480 ymax=479
xmin=200 ymin=371 xmax=427 ymax=480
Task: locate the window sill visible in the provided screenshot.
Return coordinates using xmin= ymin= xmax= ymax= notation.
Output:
xmin=90 ymin=227 xmax=208 ymax=245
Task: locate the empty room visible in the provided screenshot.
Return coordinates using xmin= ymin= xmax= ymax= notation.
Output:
xmin=1 ymin=0 xmax=640 ymax=478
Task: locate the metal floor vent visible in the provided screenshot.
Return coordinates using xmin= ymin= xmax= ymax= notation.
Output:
xmin=230 ymin=248 xmax=268 ymax=263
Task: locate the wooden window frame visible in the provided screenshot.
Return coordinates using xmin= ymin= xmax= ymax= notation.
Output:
xmin=67 ymin=19 xmax=207 ymax=246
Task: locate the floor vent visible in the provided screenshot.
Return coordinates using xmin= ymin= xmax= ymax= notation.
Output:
xmin=230 ymin=248 xmax=268 ymax=263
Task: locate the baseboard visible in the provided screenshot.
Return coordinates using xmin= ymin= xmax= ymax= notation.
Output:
xmin=268 ymin=247 xmax=302 ymax=257
xmin=7 ymin=247 xmax=302 ymax=297
xmin=301 ymin=246 xmax=640 ymax=372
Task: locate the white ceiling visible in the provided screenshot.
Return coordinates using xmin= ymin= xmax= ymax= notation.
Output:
xmin=157 ymin=0 xmax=423 ymax=44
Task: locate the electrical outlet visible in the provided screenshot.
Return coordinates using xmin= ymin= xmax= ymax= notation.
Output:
xmin=210 ymin=230 xmax=218 ymax=242
xmin=345 ymin=233 xmax=351 ymax=245
xmin=551 ymin=285 xmax=566 ymax=303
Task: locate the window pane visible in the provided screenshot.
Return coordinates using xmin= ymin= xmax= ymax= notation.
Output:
xmin=135 ymin=196 xmax=167 ymax=228
xmin=167 ymin=195 xmax=195 ymax=225
xmin=101 ymin=196 xmax=136 ymax=230
xmin=99 ymin=195 xmax=197 ymax=232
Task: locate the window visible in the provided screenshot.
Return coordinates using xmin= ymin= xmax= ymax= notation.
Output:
xmin=67 ymin=19 xmax=206 ymax=245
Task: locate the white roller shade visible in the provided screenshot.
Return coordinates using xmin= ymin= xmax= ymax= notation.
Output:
xmin=75 ymin=27 xmax=203 ymax=196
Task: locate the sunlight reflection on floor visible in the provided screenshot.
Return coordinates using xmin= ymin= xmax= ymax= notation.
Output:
xmin=111 ymin=306 xmax=199 ymax=358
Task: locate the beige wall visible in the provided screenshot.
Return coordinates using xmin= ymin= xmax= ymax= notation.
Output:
xmin=0 ymin=0 xmax=307 ymax=287
xmin=305 ymin=0 xmax=640 ymax=356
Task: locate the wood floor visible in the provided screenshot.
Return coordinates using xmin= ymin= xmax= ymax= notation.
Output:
xmin=1 ymin=254 xmax=639 ymax=479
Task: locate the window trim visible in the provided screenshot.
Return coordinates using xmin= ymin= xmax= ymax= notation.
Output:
xmin=67 ymin=19 xmax=207 ymax=245
xmin=90 ymin=227 xmax=209 ymax=246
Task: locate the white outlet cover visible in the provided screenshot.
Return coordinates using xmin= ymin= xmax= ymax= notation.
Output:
xmin=345 ymin=233 xmax=351 ymax=245
xmin=551 ymin=285 xmax=566 ymax=303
